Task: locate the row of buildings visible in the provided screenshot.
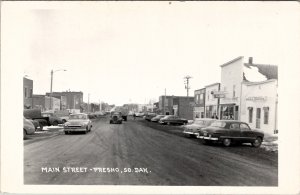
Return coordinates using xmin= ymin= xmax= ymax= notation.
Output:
xmin=156 ymin=56 xmax=278 ymax=135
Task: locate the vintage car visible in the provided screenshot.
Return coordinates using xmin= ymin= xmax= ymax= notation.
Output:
xmin=151 ymin=115 xmax=166 ymax=122
xmin=63 ymin=113 xmax=92 ymax=134
xmin=183 ymin=118 xmax=216 ymax=137
xmin=144 ymin=113 xmax=157 ymax=121
xmin=23 ymin=117 xmax=36 ymax=139
xmin=110 ymin=112 xmax=123 ymax=124
xmin=41 ymin=112 xmax=64 ymax=126
xmin=159 ymin=115 xmax=188 ymax=125
xmin=197 ymin=120 xmax=264 ymax=147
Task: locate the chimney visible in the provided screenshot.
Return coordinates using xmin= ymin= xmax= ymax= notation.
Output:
xmin=249 ymin=57 xmax=253 ymax=64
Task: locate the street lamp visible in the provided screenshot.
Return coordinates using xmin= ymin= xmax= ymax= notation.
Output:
xmin=50 ymin=69 xmax=67 ymax=110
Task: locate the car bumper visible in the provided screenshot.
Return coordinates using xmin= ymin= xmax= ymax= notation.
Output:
xmin=197 ymin=135 xmax=219 ymax=141
xmin=183 ymin=131 xmax=199 ymax=136
xmin=64 ymin=127 xmax=87 ymax=132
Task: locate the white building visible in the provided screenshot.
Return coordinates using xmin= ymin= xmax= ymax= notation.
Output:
xmin=241 ymin=79 xmax=278 ymax=135
xmin=219 ymin=56 xmax=278 ymax=134
xmin=205 ymin=83 xmax=220 ymax=118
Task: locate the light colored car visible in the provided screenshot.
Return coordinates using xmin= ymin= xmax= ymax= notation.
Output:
xmin=151 ymin=115 xmax=166 ymax=122
xmin=63 ymin=113 xmax=92 ymax=134
xmin=23 ymin=117 xmax=35 ymax=139
xmin=183 ymin=118 xmax=216 ymax=137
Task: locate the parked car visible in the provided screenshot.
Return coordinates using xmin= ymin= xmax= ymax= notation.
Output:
xmin=29 ymin=119 xmax=41 ymax=131
xmin=151 ymin=115 xmax=166 ymax=122
xmin=183 ymin=118 xmax=216 ymax=137
xmin=145 ymin=113 xmax=157 ymax=121
xmin=135 ymin=112 xmax=145 ymax=117
xmin=41 ymin=112 xmax=64 ymax=126
xmin=63 ymin=113 xmax=92 ymax=134
xmin=197 ymin=120 xmax=264 ymax=147
xmin=110 ymin=112 xmax=123 ymax=124
xmin=23 ymin=117 xmax=35 ymax=139
xmin=159 ymin=115 xmax=188 ymax=125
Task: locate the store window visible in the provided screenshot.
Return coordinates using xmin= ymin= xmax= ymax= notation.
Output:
xmin=263 ymin=107 xmax=269 ymax=124
xmin=248 ymin=107 xmax=253 ymax=123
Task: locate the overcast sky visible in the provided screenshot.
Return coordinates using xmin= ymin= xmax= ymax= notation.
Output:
xmin=2 ymin=2 xmax=299 ymax=106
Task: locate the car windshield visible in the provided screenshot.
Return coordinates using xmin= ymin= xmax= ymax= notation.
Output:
xmin=69 ymin=114 xmax=87 ymax=120
xmin=210 ymin=121 xmax=226 ymax=128
xmin=194 ymin=120 xmax=207 ymax=125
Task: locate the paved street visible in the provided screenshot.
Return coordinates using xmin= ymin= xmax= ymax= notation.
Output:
xmin=24 ymin=117 xmax=278 ymax=186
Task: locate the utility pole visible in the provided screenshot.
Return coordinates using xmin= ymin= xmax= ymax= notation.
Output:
xmin=184 ymin=75 xmax=192 ymax=97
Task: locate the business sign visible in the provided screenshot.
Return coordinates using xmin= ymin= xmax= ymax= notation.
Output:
xmin=211 ymin=91 xmax=227 ymax=98
xmin=246 ymin=96 xmax=267 ymax=101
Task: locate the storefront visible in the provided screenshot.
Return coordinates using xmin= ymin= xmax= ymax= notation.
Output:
xmin=220 ymin=104 xmax=239 ymax=120
xmin=241 ymin=79 xmax=278 ymax=135
xmin=194 ymin=107 xmax=205 ymax=119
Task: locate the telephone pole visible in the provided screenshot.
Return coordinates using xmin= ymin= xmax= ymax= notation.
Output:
xmin=184 ymin=75 xmax=192 ymax=97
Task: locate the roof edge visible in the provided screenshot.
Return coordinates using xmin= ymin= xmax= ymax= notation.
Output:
xmin=242 ymin=79 xmax=277 ymax=86
xmin=220 ymin=56 xmax=244 ymax=67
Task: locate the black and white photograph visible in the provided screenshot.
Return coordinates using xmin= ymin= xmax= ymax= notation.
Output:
xmin=1 ymin=1 xmax=300 ymax=194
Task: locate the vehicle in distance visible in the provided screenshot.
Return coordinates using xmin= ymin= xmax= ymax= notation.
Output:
xmin=183 ymin=118 xmax=216 ymax=137
xmin=144 ymin=113 xmax=157 ymax=121
xmin=63 ymin=113 xmax=92 ymax=134
xmin=159 ymin=115 xmax=188 ymax=125
xmin=110 ymin=112 xmax=123 ymax=124
xmin=135 ymin=112 xmax=145 ymax=117
xmin=24 ymin=117 xmax=35 ymax=139
xmin=41 ymin=112 xmax=64 ymax=125
xmin=151 ymin=115 xmax=166 ymax=122
xmin=197 ymin=120 xmax=264 ymax=147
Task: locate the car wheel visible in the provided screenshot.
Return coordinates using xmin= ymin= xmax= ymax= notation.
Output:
xmin=62 ymin=119 xmax=67 ymax=123
xmin=223 ymin=138 xmax=231 ymax=147
xmin=53 ymin=121 xmax=58 ymax=126
xmin=64 ymin=131 xmax=69 ymax=134
xmin=252 ymin=137 xmax=262 ymax=148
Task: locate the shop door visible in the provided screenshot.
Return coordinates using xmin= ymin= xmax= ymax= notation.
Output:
xmin=256 ymin=108 xmax=261 ymax=129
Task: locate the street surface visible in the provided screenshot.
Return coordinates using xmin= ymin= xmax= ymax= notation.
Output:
xmin=24 ymin=117 xmax=278 ymax=185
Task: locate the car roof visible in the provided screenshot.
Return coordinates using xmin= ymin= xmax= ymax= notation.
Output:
xmin=195 ymin=118 xmax=216 ymax=121
xmin=70 ymin=113 xmax=87 ymax=116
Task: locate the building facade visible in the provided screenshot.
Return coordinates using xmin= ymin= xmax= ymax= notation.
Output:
xmin=159 ymin=95 xmax=194 ymax=119
xmin=23 ymin=77 xmax=33 ymax=109
xmin=193 ymin=88 xmax=205 ymax=119
xmin=241 ymin=79 xmax=278 ymax=135
xmin=205 ymin=83 xmax=220 ymax=119
xmin=32 ymin=95 xmax=60 ymax=111
xmin=46 ymin=91 xmax=83 ymax=110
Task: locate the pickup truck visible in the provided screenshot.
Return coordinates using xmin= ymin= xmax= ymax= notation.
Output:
xmin=24 ymin=109 xmax=63 ymax=129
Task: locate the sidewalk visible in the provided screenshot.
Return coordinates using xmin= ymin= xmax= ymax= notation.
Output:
xmin=261 ymin=134 xmax=278 ymax=152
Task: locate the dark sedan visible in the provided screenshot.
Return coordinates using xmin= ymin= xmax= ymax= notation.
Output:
xmin=159 ymin=115 xmax=188 ymax=125
xmin=197 ymin=120 xmax=264 ymax=147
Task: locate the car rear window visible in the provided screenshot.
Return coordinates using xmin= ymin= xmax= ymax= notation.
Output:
xmin=211 ymin=121 xmax=226 ymax=128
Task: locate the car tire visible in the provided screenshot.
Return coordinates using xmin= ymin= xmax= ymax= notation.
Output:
xmin=62 ymin=119 xmax=67 ymax=123
xmin=64 ymin=131 xmax=69 ymax=134
xmin=223 ymin=138 xmax=231 ymax=147
xmin=53 ymin=121 xmax=58 ymax=126
xmin=252 ymin=137 xmax=262 ymax=148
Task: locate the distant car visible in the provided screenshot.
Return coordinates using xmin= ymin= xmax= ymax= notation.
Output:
xmin=23 ymin=117 xmax=35 ymax=139
xmin=63 ymin=113 xmax=92 ymax=134
xmin=183 ymin=118 xmax=216 ymax=137
xmin=110 ymin=112 xmax=123 ymax=124
xmin=197 ymin=120 xmax=264 ymax=147
xmin=135 ymin=112 xmax=145 ymax=117
xmin=145 ymin=113 xmax=157 ymax=121
xmin=159 ymin=115 xmax=188 ymax=125
xmin=29 ymin=119 xmax=41 ymax=131
xmin=151 ymin=115 xmax=166 ymax=122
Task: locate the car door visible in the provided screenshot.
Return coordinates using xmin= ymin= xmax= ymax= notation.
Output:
xmin=228 ymin=123 xmax=241 ymax=141
xmin=240 ymin=123 xmax=255 ymax=142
